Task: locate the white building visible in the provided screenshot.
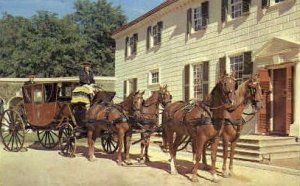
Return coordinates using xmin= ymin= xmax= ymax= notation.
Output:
xmin=112 ymin=0 xmax=300 ymax=137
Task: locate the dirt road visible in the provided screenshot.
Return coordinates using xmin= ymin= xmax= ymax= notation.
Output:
xmin=1 ymin=141 xmax=299 ymax=186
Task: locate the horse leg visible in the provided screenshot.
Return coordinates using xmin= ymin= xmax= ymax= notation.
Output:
xmin=229 ymin=141 xmax=237 ymax=176
xmin=117 ymin=128 xmax=125 ymax=166
xmin=144 ymin=133 xmax=151 ymax=162
xmin=169 ymin=133 xmax=184 ymax=175
xmin=166 ymin=128 xmax=177 ymax=175
xmin=191 ymin=136 xmax=204 ymax=182
xmin=210 ymin=137 xmax=220 ymax=183
xmin=202 ymin=143 xmax=210 ymax=170
xmin=222 ymin=137 xmax=230 ymax=177
xmin=124 ymin=131 xmax=133 ymax=165
xmin=138 ymin=133 xmax=145 ymax=163
xmin=87 ymin=129 xmax=96 ymax=161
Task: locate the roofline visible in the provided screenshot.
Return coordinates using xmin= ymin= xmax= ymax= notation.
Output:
xmin=112 ymin=0 xmax=178 ymax=37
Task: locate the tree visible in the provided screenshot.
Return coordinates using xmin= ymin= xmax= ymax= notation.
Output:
xmin=73 ymin=0 xmax=127 ymax=76
xmin=0 ymin=0 xmax=127 ymax=77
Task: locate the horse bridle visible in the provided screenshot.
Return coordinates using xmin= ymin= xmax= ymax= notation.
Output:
xmin=159 ymin=91 xmax=172 ymax=108
xmin=219 ymin=75 xmax=236 ymax=105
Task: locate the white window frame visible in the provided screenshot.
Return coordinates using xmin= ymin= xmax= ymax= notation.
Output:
xmin=148 ymin=69 xmax=160 ymax=85
xmin=229 ymin=54 xmax=244 ymax=85
xmin=189 ymin=62 xmax=209 ymax=101
xmin=230 ymin=0 xmax=243 ymax=19
xmin=125 ymin=34 xmax=137 ymax=58
xmin=193 ymin=7 xmax=202 ymax=32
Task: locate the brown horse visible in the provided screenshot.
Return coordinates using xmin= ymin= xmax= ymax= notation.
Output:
xmin=85 ymin=91 xmax=144 ymax=164
xmin=203 ymin=75 xmax=263 ymax=177
xmin=162 ymin=74 xmax=236 ymax=182
xmin=136 ymin=85 xmax=172 ymax=163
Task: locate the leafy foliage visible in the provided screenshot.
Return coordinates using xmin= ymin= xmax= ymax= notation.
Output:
xmin=0 ymin=0 xmax=126 ymax=77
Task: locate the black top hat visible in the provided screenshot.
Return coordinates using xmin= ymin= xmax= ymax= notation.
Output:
xmin=82 ymin=62 xmax=91 ymax=67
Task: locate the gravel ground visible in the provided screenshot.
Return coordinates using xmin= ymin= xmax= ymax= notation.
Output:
xmin=1 ymin=140 xmax=300 ymax=186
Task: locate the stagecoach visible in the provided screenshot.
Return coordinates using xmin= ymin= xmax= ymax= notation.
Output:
xmin=0 ymin=81 xmax=118 ymax=156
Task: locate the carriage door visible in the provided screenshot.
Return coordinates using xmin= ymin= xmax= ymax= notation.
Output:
xmin=257 ymin=69 xmax=271 ymax=134
xmin=272 ymin=65 xmax=293 ymax=136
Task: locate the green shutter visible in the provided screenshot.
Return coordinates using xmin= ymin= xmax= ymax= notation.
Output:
xmin=187 ymin=8 xmax=192 ymax=35
xmin=221 ymin=0 xmax=228 ymax=22
xmin=243 ymin=51 xmax=253 ymax=75
xmin=184 ymin=64 xmax=190 ymax=102
xmin=201 ymin=1 xmax=209 ymax=27
xmin=146 ymin=26 xmax=151 ymax=50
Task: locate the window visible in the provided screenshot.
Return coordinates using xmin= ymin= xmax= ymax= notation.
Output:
xmin=222 ymin=0 xmax=250 ymax=21
xmin=151 ymin=71 xmax=159 ymax=84
xmin=230 ymin=54 xmax=244 ymax=85
xmin=229 ymin=51 xmax=252 ymax=85
xmin=262 ymin=0 xmax=290 ymax=9
xmin=230 ymin=0 xmax=243 ymax=19
xmin=146 ymin=21 xmax=163 ymax=50
xmin=125 ymin=33 xmax=138 ymax=58
xmin=193 ymin=62 xmax=209 ymax=101
xmin=187 ymin=1 xmax=209 ymax=34
xmin=149 ymin=70 xmax=159 ymax=85
xmin=194 ymin=7 xmax=202 ymax=31
xmin=123 ymin=78 xmax=137 ymax=98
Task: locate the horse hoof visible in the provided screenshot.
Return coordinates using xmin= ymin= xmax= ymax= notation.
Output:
xmin=116 ymin=160 xmax=123 ymax=166
xmin=212 ymin=177 xmax=221 ymax=183
xmin=191 ymin=176 xmax=199 ymax=182
xmin=222 ymin=171 xmax=231 ymax=178
xmin=124 ymin=160 xmax=133 ymax=165
xmin=170 ymin=170 xmax=178 ymax=175
xmin=138 ymin=158 xmax=145 ymax=164
xmin=145 ymin=158 xmax=151 ymax=163
xmin=212 ymin=174 xmax=221 ymax=183
xmin=88 ymin=157 xmax=97 ymax=162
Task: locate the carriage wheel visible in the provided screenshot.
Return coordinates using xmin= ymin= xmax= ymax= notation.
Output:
xmin=37 ymin=129 xmax=59 ymax=149
xmin=176 ymin=135 xmax=192 ymax=152
xmin=101 ymin=132 xmax=118 ymax=154
xmin=0 ymin=109 xmax=25 ymax=152
xmin=59 ymin=122 xmax=76 ymax=157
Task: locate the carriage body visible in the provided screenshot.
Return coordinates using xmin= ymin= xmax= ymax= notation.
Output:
xmin=0 ymin=81 xmax=80 ymax=153
xmin=22 ymin=82 xmax=77 ymax=128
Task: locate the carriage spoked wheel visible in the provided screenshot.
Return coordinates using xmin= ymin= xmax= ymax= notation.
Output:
xmin=101 ymin=131 xmax=118 ymax=154
xmin=59 ymin=122 xmax=76 ymax=157
xmin=176 ymin=135 xmax=192 ymax=152
xmin=0 ymin=109 xmax=25 ymax=152
xmin=37 ymin=129 xmax=59 ymax=149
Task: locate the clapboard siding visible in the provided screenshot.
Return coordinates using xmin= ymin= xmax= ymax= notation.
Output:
xmin=114 ymin=0 xmax=300 ymax=102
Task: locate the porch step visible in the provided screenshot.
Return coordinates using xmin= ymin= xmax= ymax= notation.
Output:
xmin=205 ymin=135 xmax=300 ymax=162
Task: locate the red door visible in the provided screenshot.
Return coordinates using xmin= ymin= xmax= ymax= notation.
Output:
xmin=272 ymin=65 xmax=293 ymax=136
xmin=257 ymin=69 xmax=271 ymax=134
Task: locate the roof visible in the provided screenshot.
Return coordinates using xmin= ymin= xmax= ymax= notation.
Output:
xmin=112 ymin=0 xmax=178 ymax=37
xmin=254 ymin=37 xmax=300 ymax=59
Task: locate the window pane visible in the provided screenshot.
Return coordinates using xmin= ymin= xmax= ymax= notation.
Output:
xmin=230 ymin=54 xmax=244 ymax=85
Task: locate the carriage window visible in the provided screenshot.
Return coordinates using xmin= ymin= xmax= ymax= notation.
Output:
xmin=33 ymin=88 xmax=43 ymax=103
xmin=45 ymin=84 xmax=57 ymax=102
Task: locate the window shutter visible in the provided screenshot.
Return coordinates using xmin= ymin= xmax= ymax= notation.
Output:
xmin=132 ymin=78 xmax=138 ymax=92
xmin=242 ymin=0 xmax=251 ymax=15
xmin=146 ymin=26 xmax=151 ymax=50
xmin=262 ymin=0 xmax=270 ymax=8
xmin=201 ymin=1 xmax=209 ymax=27
xmin=125 ymin=37 xmax=129 ymax=58
xmin=123 ymin=80 xmax=127 ymax=99
xmin=133 ymin=33 xmax=138 ymax=55
xmin=221 ymin=0 xmax=228 ymax=22
xmin=184 ymin=64 xmax=190 ymax=102
xmin=243 ymin=51 xmax=253 ymax=75
xmin=187 ymin=8 xmax=192 ymax=35
xmin=157 ymin=21 xmax=163 ymax=44
xmin=218 ymin=57 xmax=226 ymax=78
xmin=286 ymin=65 xmax=293 ymax=126
xmin=203 ymin=61 xmax=209 ymax=99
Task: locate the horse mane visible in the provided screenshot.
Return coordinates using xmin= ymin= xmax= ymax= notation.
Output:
xmin=143 ymin=91 xmax=159 ymax=107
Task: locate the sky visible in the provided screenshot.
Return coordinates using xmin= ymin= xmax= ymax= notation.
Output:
xmin=0 ymin=0 xmax=164 ymax=21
